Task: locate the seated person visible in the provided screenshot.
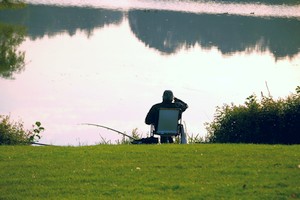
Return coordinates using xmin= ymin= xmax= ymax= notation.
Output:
xmin=145 ymin=90 xmax=188 ymax=143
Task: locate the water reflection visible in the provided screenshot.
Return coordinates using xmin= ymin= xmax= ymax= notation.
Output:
xmin=129 ymin=10 xmax=300 ymax=59
xmin=0 ymin=5 xmax=123 ymax=39
xmin=22 ymin=0 xmax=300 ymax=18
xmin=0 ymin=23 xmax=26 ymax=79
xmin=1 ymin=5 xmax=299 ymax=60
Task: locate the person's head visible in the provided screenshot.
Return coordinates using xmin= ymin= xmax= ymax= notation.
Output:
xmin=162 ymin=90 xmax=174 ymax=103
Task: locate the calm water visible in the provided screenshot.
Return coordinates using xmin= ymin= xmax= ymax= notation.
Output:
xmin=1 ymin=0 xmax=300 ymax=145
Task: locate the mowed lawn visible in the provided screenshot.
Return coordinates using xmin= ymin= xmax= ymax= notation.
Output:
xmin=0 ymin=144 xmax=299 ymax=199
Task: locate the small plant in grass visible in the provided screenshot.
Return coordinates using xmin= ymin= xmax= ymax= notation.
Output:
xmin=131 ymin=128 xmax=142 ymax=140
xmin=29 ymin=121 xmax=45 ymax=143
xmin=188 ymin=133 xmax=206 ymax=144
xmin=98 ymin=134 xmax=112 ymax=145
xmin=0 ymin=115 xmax=44 ymax=145
xmin=117 ymin=128 xmax=142 ymax=144
xmin=97 ymin=128 xmax=143 ymax=145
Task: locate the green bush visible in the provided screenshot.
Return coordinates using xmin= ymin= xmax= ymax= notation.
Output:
xmin=0 ymin=115 xmax=44 ymax=145
xmin=206 ymin=86 xmax=300 ymax=144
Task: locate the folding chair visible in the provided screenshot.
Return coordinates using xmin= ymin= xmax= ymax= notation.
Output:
xmin=151 ymin=108 xmax=187 ymax=144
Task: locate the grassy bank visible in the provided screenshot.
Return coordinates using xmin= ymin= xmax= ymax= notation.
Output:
xmin=0 ymin=1 xmax=26 ymax=9
xmin=1 ymin=144 xmax=299 ymax=199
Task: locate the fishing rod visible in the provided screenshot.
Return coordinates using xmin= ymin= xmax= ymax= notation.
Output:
xmin=30 ymin=142 xmax=53 ymax=146
xmin=80 ymin=123 xmax=135 ymax=140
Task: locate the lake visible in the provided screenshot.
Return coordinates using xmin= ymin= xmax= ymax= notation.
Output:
xmin=1 ymin=0 xmax=300 ymax=145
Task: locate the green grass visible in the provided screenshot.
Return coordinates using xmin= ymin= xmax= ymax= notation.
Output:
xmin=1 ymin=144 xmax=299 ymax=199
xmin=0 ymin=1 xmax=26 ymax=9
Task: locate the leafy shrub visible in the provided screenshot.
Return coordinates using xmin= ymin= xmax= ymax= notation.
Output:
xmin=0 ymin=115 xmax=44 ymax=145
xmin=205 ymin=86 xmax=300 ymax=144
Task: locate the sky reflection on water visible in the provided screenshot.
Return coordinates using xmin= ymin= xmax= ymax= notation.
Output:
xmin=24 ymin=0 xmax=300 ymax=18
xmin=0 ymin=1 xmax=300 ymax=145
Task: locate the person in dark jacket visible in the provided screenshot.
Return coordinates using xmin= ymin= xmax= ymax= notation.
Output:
xmin=145 ymin=90 xmax=188 ymax=143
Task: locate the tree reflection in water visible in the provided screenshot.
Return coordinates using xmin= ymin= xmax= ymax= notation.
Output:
xmin=1 ymin=5 xmax=299 ymax=60
xmin=0 ymin=23 xmax=26 ymax=79
xmin=128 ymin=10 xmax=300 ymax=60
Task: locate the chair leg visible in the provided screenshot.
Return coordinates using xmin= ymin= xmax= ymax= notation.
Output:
xmin=160 ymin=136 xmax=168 ymax=143
xmin=179 ymin=125 xmax=187 ymax=144
xmin=150 ymin=124 xmax=154 ymax=137
xmin=168 ymin=136 xmax=174 ymax=143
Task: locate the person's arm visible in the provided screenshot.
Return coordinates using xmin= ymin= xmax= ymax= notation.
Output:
xmin=145 ymin=106 xmax=156 ymax=125
xmin=174 ymin=97 xmax=188 ymax=112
